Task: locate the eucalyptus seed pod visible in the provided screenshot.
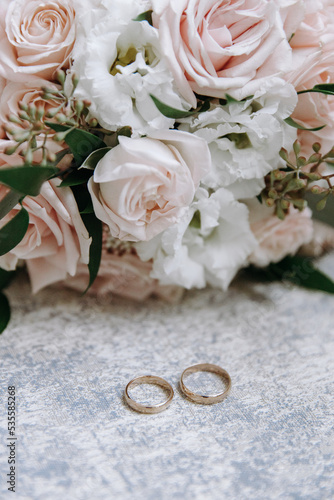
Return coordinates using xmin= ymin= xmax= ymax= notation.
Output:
xmin=54 ymin=131 xmax=68 ymax=142
xmin=4 ymin=145 xmax=19 ymax=155
xmin=8 ymin=114 xmax=22 ymax=125
xmin=56 ymin=69 xmax=66 ymax=86
xmin=265 ymin=198 xmax=275 ymax=208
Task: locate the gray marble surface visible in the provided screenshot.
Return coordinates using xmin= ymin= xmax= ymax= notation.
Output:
xmin=1 ymin=254 xmax=334 ymax=500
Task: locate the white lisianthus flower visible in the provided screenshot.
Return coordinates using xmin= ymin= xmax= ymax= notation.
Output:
xmin=136 ymin=188 xmax=257 ymax=290
xmin=72 ymin=1 xmax=189 ymax=135
xmin=179 ymin=79 xmax=297 ymax=198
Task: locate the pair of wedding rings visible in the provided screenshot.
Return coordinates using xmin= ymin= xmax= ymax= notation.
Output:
xmin=124 ymin=363 xmax=231 ymax=414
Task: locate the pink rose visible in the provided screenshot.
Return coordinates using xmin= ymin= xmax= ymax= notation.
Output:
xmin=65 ymin=251 xmax=158 ymax=300
xmin=0 ymin=76 xmax=5 ymax=94
xmin=152 ymin=0 xmax=292 ymax=106
xmin=88 ymin=130 xmax=211 ymax=242
xmin=0 ymin=0 xmax=76 ymax=82
xmin=286 ymin=0 xmax=334 ymax=153
xmin=274 ymin=0 xmax=305 ymax=41
xmin=247 ymin=199 xmax=313 ymax=267
xmin=64 ymin=226 xmax=184 ymax=301
xmin=0 ymin=77 xmax=6 ymax=138
xmin=64 ymin=247 xmax=184 ymax=302
xmin=0 ymin=178 xmax=91 ymax=293
xmin=299 ymin=220 xmax=334 ymax=257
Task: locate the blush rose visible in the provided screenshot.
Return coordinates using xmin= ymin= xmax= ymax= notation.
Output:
xmin=285 ymin=0 xmax=334 ymax=153
xmin=152 ymin=0 xmax=292 ymax=106
xmin=247 ymin=199 xmax=313 ymax=267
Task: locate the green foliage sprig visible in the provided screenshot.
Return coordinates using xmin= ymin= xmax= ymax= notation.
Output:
xmin=3 ymin=70 xmax=93 ymax=166
xmin=258 ymin=141 xmax=334 ymax=219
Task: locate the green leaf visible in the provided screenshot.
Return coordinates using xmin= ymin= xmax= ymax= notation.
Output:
xmin=0 ymin=165 xmax=59 ymax=196
xmin=54 ymin=148 xmax=71 ymax=166
xmin=81 ymin=148 xmax=112 ymax=170
xmin=80 ymin=201 xmax=94 ymax=214
xmin=223 ymin=132 xmax=251 ymax=149
xmin=284 ymin=116 xmax=326 ymax=132
xmin=81 ymin=213 xmax=102 ymax=293
xmin=0 ymin=190 xmax=23 ymax=220
xmin=132 ymin=9 xmax=153 ymax=24
xmin=305 ymin=191 xmax=334 ymax=227
xmin=0 ymin=207 xmax=29 ymax=256
xmin=220 ymin=94 xmax=254 ymax=105
xmin=298 ymin=83 xmax=334 ymax=96
xmin=225 ymin=94 xmax=240 ymax=104
xmin=313 ymin=83 xmax=334 ymax=93
xmin=0 ymin=268 xmax=15 ymax=290
xmin=189 ymin=210 xmax=201 ymax=229
xmin=150 ymin=95 xmax=207 ymax=119
xmin=117 ymin=126 xmax=132 ymax=138
xmin=70 ymin=184 xmax=92 ymax=214
xmin=268 ymin=255 xmax=334 ymax=294
xmin=0 ymin=292 xmax=10 ymax=334
xmin=46 ymin=123 xmax=106 ymax=164
xmin=60 ymin=168 xmax=93 ymax=187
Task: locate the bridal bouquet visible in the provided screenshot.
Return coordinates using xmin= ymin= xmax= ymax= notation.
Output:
xmin=0 ymin=0 xmax=334 ymax=332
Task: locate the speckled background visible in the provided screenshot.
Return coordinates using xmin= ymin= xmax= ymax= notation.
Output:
xmin=1 ymin=254 xmax=334 ymax=500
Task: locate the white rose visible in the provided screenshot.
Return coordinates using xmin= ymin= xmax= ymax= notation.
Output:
xmin=88 ymin=130 xmax=211 ymax=242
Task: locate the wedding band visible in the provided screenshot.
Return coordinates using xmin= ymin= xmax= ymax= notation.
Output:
xmin=180 ymin=363 xmax=231 ymax=405
xmin=124 ymin=375 xmax=174 ymax=414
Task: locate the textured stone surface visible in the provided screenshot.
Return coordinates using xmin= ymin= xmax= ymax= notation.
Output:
xmin=1 ymin=254 xmax=334 ymax=500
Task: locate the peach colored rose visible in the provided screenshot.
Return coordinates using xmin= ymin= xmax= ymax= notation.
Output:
xmin=0 ymin=178 xmax=91 ymax=293
xmin=88 ymin=130 xmax=211 ymax=242
xmin=152 ymin=0 xmax=292 ymax=107
xmin=0 ymin=0 xmax=76 ymax=82
xmin=247 ymin=199 xmax=313 ymax=267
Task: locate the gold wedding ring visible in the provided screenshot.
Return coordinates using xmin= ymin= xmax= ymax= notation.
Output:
xmin=124 ymin=375 xmax=174 ymax=414
xmin=180 ymin=363 xmax=231 ymax=404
